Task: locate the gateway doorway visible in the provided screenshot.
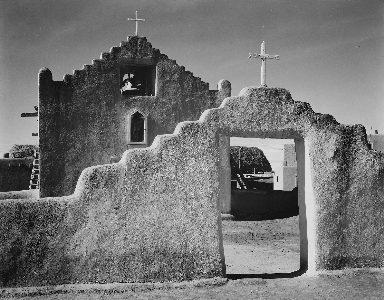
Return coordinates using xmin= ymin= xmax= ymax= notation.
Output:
xmin=218 ymin=135 xmax=313 ymax=277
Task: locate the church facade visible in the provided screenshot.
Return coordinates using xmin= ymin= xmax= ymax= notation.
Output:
xmin=39 ymin=36 xmax=231 ymax=197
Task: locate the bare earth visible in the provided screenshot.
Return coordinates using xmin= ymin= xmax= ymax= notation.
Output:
xmin=222 ymin=216 xmax=300 ymax=275
xmin=3 ymin=216 xmax=384 ymax=299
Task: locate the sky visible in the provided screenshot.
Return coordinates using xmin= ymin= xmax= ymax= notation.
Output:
xmin=1 ymin=0 xmax=383 ymax=161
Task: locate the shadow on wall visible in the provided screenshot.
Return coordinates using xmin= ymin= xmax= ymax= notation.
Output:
xmin=0 ymin=159 xmax=33 ymax=192
xmin=230 ymin=188 xmax=298 ymax=221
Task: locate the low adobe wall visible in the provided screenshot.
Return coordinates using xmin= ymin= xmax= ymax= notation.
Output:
xmin=0 ymin=159 xmax=33 ymax=192
xmin=0 ymin=197 xmax=73 ymax=286
xmin=231 ymin=189 xmax=298 ymax=220
xmin=1 ymin=87 xmax=384 ymax=287
xmin=0 ymin=162 xmax=223 ymax=287
xmin=0 ymin=189 xmax=39 ymax=200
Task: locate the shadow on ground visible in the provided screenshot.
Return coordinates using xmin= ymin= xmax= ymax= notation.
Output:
xmin=226 ymin=268 xmax=306 ymax=280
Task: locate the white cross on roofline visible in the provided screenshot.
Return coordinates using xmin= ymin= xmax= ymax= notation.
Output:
xmin=127 ymin=11 xmax=145 ymax=36
xmin=249 ymin=41 xmax=279 ymax=87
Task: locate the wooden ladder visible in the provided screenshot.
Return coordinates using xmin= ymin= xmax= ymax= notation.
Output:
xmin=29 ymin=150 xmax=39 ymax=189
xmin=230 ymin=156 xmax=250 ymax=190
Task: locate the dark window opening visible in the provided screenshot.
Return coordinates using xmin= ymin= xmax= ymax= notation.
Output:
xmin=130 ymin=112 xmax=145 ymax=142
xmin=120 ymin=65 xmax=155 ymax=96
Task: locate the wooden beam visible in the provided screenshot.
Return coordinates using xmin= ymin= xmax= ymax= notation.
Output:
xmin=21 ymin=112 xmax=38 ymax=117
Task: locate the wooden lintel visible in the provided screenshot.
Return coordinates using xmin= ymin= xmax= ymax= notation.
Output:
xmin=21 ymin=112 xmax=38 ymax=117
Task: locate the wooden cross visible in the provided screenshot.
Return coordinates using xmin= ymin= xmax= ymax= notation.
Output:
xmin=249 ymin=41 xmax=279 ymax=87
xmin=21 ymin=106 xmax=38 ymax=136
xmin=21 ymin=112 xmax=38 ymax=117
xmin=21 ymin=105 xmax=38 ymax=118
xmin=127 ymin=11 xmax=145 ymax=36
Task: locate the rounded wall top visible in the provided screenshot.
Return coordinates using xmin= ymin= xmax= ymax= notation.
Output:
xmin=239 ymin=86 xmax=260 ymax=96
xmin=218 ymin=79 xmax=231 ymax=91
xmin=38 ymin=67 xmax=53 ymax=81
xmin=39 ymin=67 xmax=52 ymax=75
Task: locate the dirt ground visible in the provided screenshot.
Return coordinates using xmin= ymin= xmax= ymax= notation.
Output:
xmin=222 ymin=215 xmax=300 ymax=275
xmin=3 ymin=216 xmax=384 ymax=299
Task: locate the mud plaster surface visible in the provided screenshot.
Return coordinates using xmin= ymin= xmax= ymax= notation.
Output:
xmin=222 ymin=216 xmax=300 ymax=274
xmin=5 ymin=216 xmax=384 ymax=300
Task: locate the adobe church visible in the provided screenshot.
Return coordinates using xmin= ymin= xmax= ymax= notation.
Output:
xmin=38 ymin=35 xmax=231 ymax=197
xmin=3 ymin=20 xmax=384 ymax=285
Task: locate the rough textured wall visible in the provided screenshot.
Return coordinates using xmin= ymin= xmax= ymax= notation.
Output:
xmin=0 ymin=159 xmax=33 ymax=192
xmin=0 ymin=197 xmax=74 ymax=287
xmin=310 ymin=125 xmax=384 ymax=269
xmin=39 ymin=36 xmax=230 ymax=198
xmin=0 ymin=124 xmax=224 ymax=286
xmin=2 ymin=87 xmax=384 ymax=287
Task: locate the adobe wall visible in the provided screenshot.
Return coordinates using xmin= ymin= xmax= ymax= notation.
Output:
xmin=39 ymin=36 xmax=229 ymax=198
xmin=368 ymin=134 xmax=384 ymax=152
xmin=0 ymin=189 xmax=39 ymax=200
xmin=274 ymin=166 xmax=297 ymax=191
xmin=0 ymin=159 xmax=33 ymax=192
xmin=2 ymin=87 xmax=384 ymax=286
xmin=282 ymin=167 xmax=297 ymax=191
xmin=284 ymin=144 xmax=297 ymax=166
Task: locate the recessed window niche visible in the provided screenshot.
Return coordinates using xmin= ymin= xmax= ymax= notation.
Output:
xmin=120 ymin=65 xmax=156 ymax=96
xmin=128 ymin=110 xmax=147 ymax=145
